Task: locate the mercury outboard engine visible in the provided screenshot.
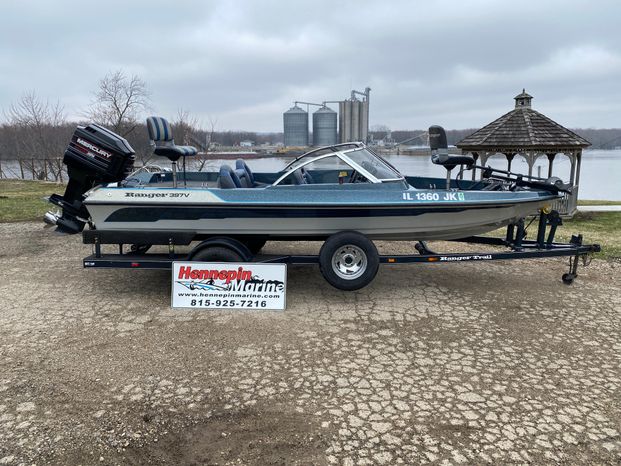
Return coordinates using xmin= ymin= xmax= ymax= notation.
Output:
xmin=45 ymin=124 xmax=135 ymax=234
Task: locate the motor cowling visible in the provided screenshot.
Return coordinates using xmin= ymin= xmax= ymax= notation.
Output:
xmin=46 ymin=124 xmax=135 ymax=234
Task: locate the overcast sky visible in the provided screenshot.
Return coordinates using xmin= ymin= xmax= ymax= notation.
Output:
xmin=0 ymin=0 xmax=619 ymax=131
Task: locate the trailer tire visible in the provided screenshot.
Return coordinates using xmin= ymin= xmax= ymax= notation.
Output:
xmin=192 ymin=247 xmax=243 ymax=263
xmin=319 ymin=232 xmax=379 ymax=291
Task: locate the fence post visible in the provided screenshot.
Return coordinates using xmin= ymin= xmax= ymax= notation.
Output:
xmin=31 ymin=159 xmax=35 ymax=180
xmin=19 ymin=159 xmax=24 ymax=179
xmin=44 ymin=159 xmax=49 ymax=181
xmin=0 ymin=159 xmax=3 ymax=179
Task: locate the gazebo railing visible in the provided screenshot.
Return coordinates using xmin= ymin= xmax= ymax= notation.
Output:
xmin=552 ymin=191 xmax=577 ymax=217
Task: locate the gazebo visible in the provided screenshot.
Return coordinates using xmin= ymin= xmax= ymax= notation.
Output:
xmin=456 ymin=90 xmax=590 ymax=215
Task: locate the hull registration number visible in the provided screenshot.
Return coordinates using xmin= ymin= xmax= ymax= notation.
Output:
xmin=403 ymin=192 xmax=465 ymax=201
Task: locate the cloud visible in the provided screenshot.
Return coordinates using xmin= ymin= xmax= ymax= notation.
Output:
xmin=0 ymin=0 xmax=619 ymax=130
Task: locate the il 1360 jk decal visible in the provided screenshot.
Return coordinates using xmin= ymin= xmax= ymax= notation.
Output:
xmin=403 ymin=192 xmax=465 ymax=201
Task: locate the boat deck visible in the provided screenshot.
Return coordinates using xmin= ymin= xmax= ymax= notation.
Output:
xmin=142 ymin=180 xmax=219 ymax=188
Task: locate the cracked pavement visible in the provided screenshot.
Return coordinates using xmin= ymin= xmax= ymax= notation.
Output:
xmin=0 ymin=222 xmax=620 ymax=464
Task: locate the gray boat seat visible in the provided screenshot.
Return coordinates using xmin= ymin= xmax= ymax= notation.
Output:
xmin=301 ymin=167 xmax=314 ymax=184
xmin=218 ymin=165 xmax=242 ymax=189
xmin=292 ymin=169 xmax=307 ymax=185
xmin=146 ymin=116 xmax=197 ymax=162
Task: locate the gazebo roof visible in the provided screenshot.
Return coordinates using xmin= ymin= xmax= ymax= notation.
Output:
xmin=457 ymin=90 xmax=590 ymax=152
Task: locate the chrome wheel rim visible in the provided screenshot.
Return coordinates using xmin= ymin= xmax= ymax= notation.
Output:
xmin=331 ymin=245 xmax=367 ymax=280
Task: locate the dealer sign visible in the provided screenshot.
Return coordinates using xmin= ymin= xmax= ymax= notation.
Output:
xmin=171 ymin=262 xmax=286 ymax=310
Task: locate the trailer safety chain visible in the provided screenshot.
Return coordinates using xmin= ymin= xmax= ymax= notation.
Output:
xmin=581 ymin=253 xmax=594 ymax=267
xmin=522 ymin=215 xmax=538 ymax=238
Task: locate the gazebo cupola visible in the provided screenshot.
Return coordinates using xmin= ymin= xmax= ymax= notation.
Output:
xmin=456 ymin=90 xmax=591 ymax=215
xmin=514 ymin=89 xmax=533 ymax=108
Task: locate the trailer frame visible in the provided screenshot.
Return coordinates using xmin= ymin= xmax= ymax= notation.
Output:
xmin=82 ymin=210 xmax=600 ymax=286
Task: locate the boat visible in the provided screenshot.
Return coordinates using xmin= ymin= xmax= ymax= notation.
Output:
xmin=43 ymin=118 xmax=598 ymax=291
xmin=44 ymin=119 xmax=563 ymax=244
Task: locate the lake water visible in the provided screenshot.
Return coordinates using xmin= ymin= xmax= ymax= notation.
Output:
xmin=195 ymin=149 xmax=621 ymax=200
xmin=2 ymin=149 xmax=620 ymax=200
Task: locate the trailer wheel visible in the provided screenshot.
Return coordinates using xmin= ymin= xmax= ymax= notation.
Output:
xmin=192 ymin=247 xmax=243 ymax=263
xmin=319 ymin=232 xmax=379 ymax=291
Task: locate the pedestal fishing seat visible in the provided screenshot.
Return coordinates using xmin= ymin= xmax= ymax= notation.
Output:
xmin=146 ymin=116 xmax=197 ymax=186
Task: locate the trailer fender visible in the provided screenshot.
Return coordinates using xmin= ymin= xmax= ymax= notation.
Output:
xmin=187 ymin=237 xmax=253 ymax=262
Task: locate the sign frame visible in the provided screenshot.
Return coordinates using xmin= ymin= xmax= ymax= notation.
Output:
xmin=171 ymin=261 xmax=287 ymax=310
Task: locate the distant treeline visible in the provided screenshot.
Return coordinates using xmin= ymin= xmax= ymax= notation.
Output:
xmin=369 ymin=128 xmax=621 ymax=149
xmin=1 ymin=122 xmax=620 ymax=167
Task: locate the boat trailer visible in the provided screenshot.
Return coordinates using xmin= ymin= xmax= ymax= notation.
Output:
xmin=83 ymin=209 xmax=600 ymax=289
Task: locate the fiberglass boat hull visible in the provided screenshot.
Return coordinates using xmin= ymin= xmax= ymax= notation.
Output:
xmin=83 ymin=185 xmax=556 ymax=241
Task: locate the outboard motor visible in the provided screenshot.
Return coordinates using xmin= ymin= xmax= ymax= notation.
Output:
xmin=45 ymin=124 xmax=135 ymax=234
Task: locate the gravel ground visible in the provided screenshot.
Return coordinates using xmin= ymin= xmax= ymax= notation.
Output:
xmin=0 ymin=222 xmax=619 ymax=465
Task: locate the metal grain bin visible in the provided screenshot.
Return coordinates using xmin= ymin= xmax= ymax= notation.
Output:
xmin=283 ymin=105 xmax=309 ymax=147
xmin=312 ymin=106 xmax=337 ymax=146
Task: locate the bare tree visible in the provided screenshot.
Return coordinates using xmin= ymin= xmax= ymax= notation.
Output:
xmin=197 ymin=116 xmax=219 ymax=171
xmin=86 ymin=70 xmax=150 ymax=136
xmin=169 ymin=109 xmax=221 ymax=171
xmin=4 ymin=91 xmax=69 ymax=180
xmin=172 ymin=108 xmax=200 ymax=146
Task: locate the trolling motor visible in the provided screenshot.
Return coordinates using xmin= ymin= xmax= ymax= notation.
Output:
xmin=478 ymin=165 xmax=571 ymax=194
xmin=45 ymin=124 xmax=135 ymax=234
xmin=429 ymin=125 xmax=475 ymax=189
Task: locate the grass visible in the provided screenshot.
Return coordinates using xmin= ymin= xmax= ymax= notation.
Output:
xmin=0 ymin=179 xmax=65 ymax=222
xmin=557 ymin=211 xmax=621 ymax=259
xmin=1 ymin=179 xmax=619 ymax=259
xmin=577 ymin=199 xmax=621 ymax=206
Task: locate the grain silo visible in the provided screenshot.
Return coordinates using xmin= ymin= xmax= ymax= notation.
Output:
xmin=283 ymin=105 xmax=309 ymax=147
xmin=312 ymin=106 xmax=337 ymax=146
xmin=339 ymin=87 xmax=371 ymax=143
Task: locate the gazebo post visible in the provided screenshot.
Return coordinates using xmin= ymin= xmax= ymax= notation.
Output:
xmin=570 ymin=150 xmax=582 ymax=214
xmin=505 ymin=152 xmax=515 ymax=172
xmin=478 ymin=152 xmax=490 ymax=180
xmin=526 ymin=151 xmax=535 ymax=177
xmin=546 ymin=153 xmax=556 ymax=178
xmin=471 ymin=152 xmax=479 ymax=180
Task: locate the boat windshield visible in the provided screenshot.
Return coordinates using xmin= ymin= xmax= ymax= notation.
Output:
xmin=342 ymin=149 xmax=402 ymax=181
xmin=280 ymin=144 xmax=403 ymax=183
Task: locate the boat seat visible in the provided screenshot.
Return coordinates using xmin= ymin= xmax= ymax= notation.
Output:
xmin=235 ymin=168 xmax=252 ymax=188
xmin=431 ymin=153 xmax=475 ymax=171
xmin=146 ymin=116 xmax=197 ymax=162
xmin=236 ymin=160 xmax=254 ymax=185
xmin=217 ymin=165 xmax=242 ymax=189
xmin=292 ymin=169 xmax=307 ymax=185
xmin=301 ymin=167 xmax=314 ymax=184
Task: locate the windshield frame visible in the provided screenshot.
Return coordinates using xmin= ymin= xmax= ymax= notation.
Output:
xmin=274 ymin=143 xmax=404 ymax=186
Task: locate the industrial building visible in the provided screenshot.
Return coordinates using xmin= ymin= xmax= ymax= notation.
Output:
xmin=283 ymin=87 xmax=370 ymax=147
